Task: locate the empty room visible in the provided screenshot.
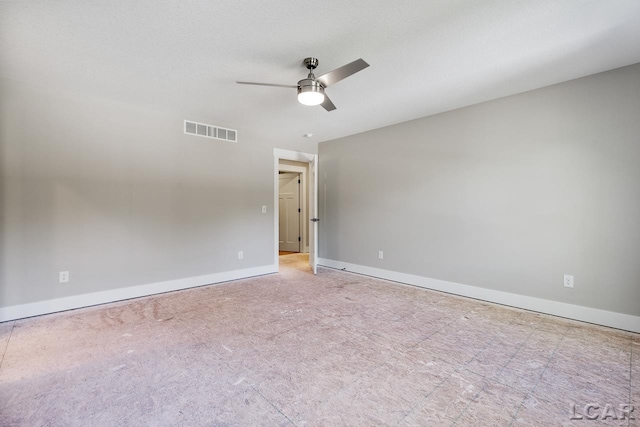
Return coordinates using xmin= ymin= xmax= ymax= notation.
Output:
xmin=1 ymin=1 xmax=639 ymax=426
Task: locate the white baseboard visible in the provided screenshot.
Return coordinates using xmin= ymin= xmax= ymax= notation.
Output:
xmin=318 ymin=258 xmax=640 ymax=333
xmin=0 ymin=264 xmax=278 ymax=322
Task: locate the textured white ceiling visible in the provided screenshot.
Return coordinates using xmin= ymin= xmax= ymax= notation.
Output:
xmin=2 ymin=0 xmax=640 ymax=145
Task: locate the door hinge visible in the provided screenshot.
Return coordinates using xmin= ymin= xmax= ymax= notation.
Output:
xmin=298 ymin=236 xmax=301 ymax=242
xmin=298 ymin=208 xmax=301 ymax=213
xmin=298 ymin=179 xmax=301 ymax=184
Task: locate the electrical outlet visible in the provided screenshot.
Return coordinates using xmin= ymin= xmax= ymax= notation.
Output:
xmin=238 ymin=251 xmax=244 ymax=260
xmin=261 ymin=205 xmax=267 ymax=214
xmin=59 ymin=271 xmax=69 ymax=283
xmin=378 ymin=251 xmax=384 ymax=260
xmin=564 ymin=274 xmax=574 ymax=288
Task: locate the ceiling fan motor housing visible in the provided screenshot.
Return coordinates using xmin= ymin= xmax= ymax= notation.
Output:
xmin=298 ymin=78 xmax=324 ymax=93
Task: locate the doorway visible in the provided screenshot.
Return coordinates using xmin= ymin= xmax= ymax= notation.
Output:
xmin=278 ymin=172 xmax=301 ymax=253
xmin=274 ymin=148 xmax=318 ymax=274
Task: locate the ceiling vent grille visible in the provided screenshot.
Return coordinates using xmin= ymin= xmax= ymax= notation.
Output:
xmin=184 ymin=120 xmax=237 ymax=143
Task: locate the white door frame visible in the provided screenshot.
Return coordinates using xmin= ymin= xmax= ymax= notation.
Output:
xmin=278 ymin=164 xmax=308 ymax=253
xmin=273 ymin=148 xmax=317 ymax=270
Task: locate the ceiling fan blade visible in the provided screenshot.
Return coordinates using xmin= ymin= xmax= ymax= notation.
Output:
xmin=321 ymin=94 xmax=336 ymax=112
xmin=316 ymin=58 xmax=369 ymax=87
xmin=236 ymin=81 xmax=297 ymax=88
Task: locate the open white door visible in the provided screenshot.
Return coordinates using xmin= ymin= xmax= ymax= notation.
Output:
xmin=309 ymin=154 xmax=318 ymax=274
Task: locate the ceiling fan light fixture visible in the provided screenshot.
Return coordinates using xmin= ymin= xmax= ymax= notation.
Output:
xmin=237 ymin=57 xmax=368 ymax=112
xmin=297 ymin=79 xmax=325 ymax=106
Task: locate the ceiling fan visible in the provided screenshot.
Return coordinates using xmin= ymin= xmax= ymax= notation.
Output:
xmin=236 ymin=57 xmax=369 ymax=112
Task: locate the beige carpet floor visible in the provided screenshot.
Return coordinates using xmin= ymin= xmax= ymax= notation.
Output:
xmin=0 ymin=253 xmax=638 ymax=426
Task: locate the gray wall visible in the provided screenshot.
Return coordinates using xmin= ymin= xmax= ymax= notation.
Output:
xmin=0 ymin=77 xmax=315 ymax=308
xmin=319 ymin=63 xmax=640 ymax=316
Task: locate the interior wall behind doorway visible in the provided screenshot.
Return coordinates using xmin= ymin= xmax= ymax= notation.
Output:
xmin=279 ymin=160 xmax=310 ymax=253
xmin=278 ymin=172 xmax=301 ymax=252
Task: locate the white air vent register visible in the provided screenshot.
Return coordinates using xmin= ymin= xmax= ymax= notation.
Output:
xmin=184 ymin=120 xmax=237 ymax=143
